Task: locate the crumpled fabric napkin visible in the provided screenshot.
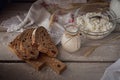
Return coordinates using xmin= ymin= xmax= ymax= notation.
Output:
xmin=101 ymin=59 xmax=120 ymax=80
xmin=7 ymin=0 xmax=86 ymax=45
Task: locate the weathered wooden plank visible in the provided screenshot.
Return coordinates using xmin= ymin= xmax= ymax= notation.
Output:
xmin=58 ymin=44 xmax=120 ymax=61
xmin=0 ymin=32 xmax=120 ymax=61
xmin=0 ymin=63 xmax=111 ymax=80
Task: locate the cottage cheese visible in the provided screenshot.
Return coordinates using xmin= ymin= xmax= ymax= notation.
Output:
xmin=76 ymin=12 xmax=113 ymax=39
xmin=77 ymin=12 xmax=113 ymax=32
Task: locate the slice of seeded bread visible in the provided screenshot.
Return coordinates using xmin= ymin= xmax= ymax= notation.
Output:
xmin=32 ymin=27 xmax=58 ymax=58
xmin=19 ymin=28 xmax=39 ymax=60
xmin=8 ymin=33 xmax=24 ymax=59
xmin=9 ymin=28 xmax=39 ymax=60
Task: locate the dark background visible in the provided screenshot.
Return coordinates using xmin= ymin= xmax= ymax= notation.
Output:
xmin=0 ymin=0 xmax=110 ymax=11
xmin=0 ymin=0 xmax=36 ymax=10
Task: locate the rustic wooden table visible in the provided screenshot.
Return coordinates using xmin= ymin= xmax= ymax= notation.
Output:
xmin=0 ymin=3 xmax=120 ymax=80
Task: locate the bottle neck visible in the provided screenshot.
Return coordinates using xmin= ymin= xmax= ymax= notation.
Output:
xmin=64 ymin=23 xmax=79 ymax=35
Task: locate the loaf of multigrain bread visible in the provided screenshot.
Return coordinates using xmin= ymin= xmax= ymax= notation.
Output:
xmin=32 ymin=27 xmax=58 ymax=58
xmin=8 ymin=27 xmax=66 ymax=74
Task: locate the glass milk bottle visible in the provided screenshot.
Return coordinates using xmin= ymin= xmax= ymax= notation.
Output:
xmin=61 ymin=23 xmax=81 ymax=53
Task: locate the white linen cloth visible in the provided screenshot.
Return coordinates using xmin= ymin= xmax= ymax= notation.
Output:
xmin=101 ymin=59 xmax=120 ymax=80
xmin=6 ymin=0 xmax=86 ymax=45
